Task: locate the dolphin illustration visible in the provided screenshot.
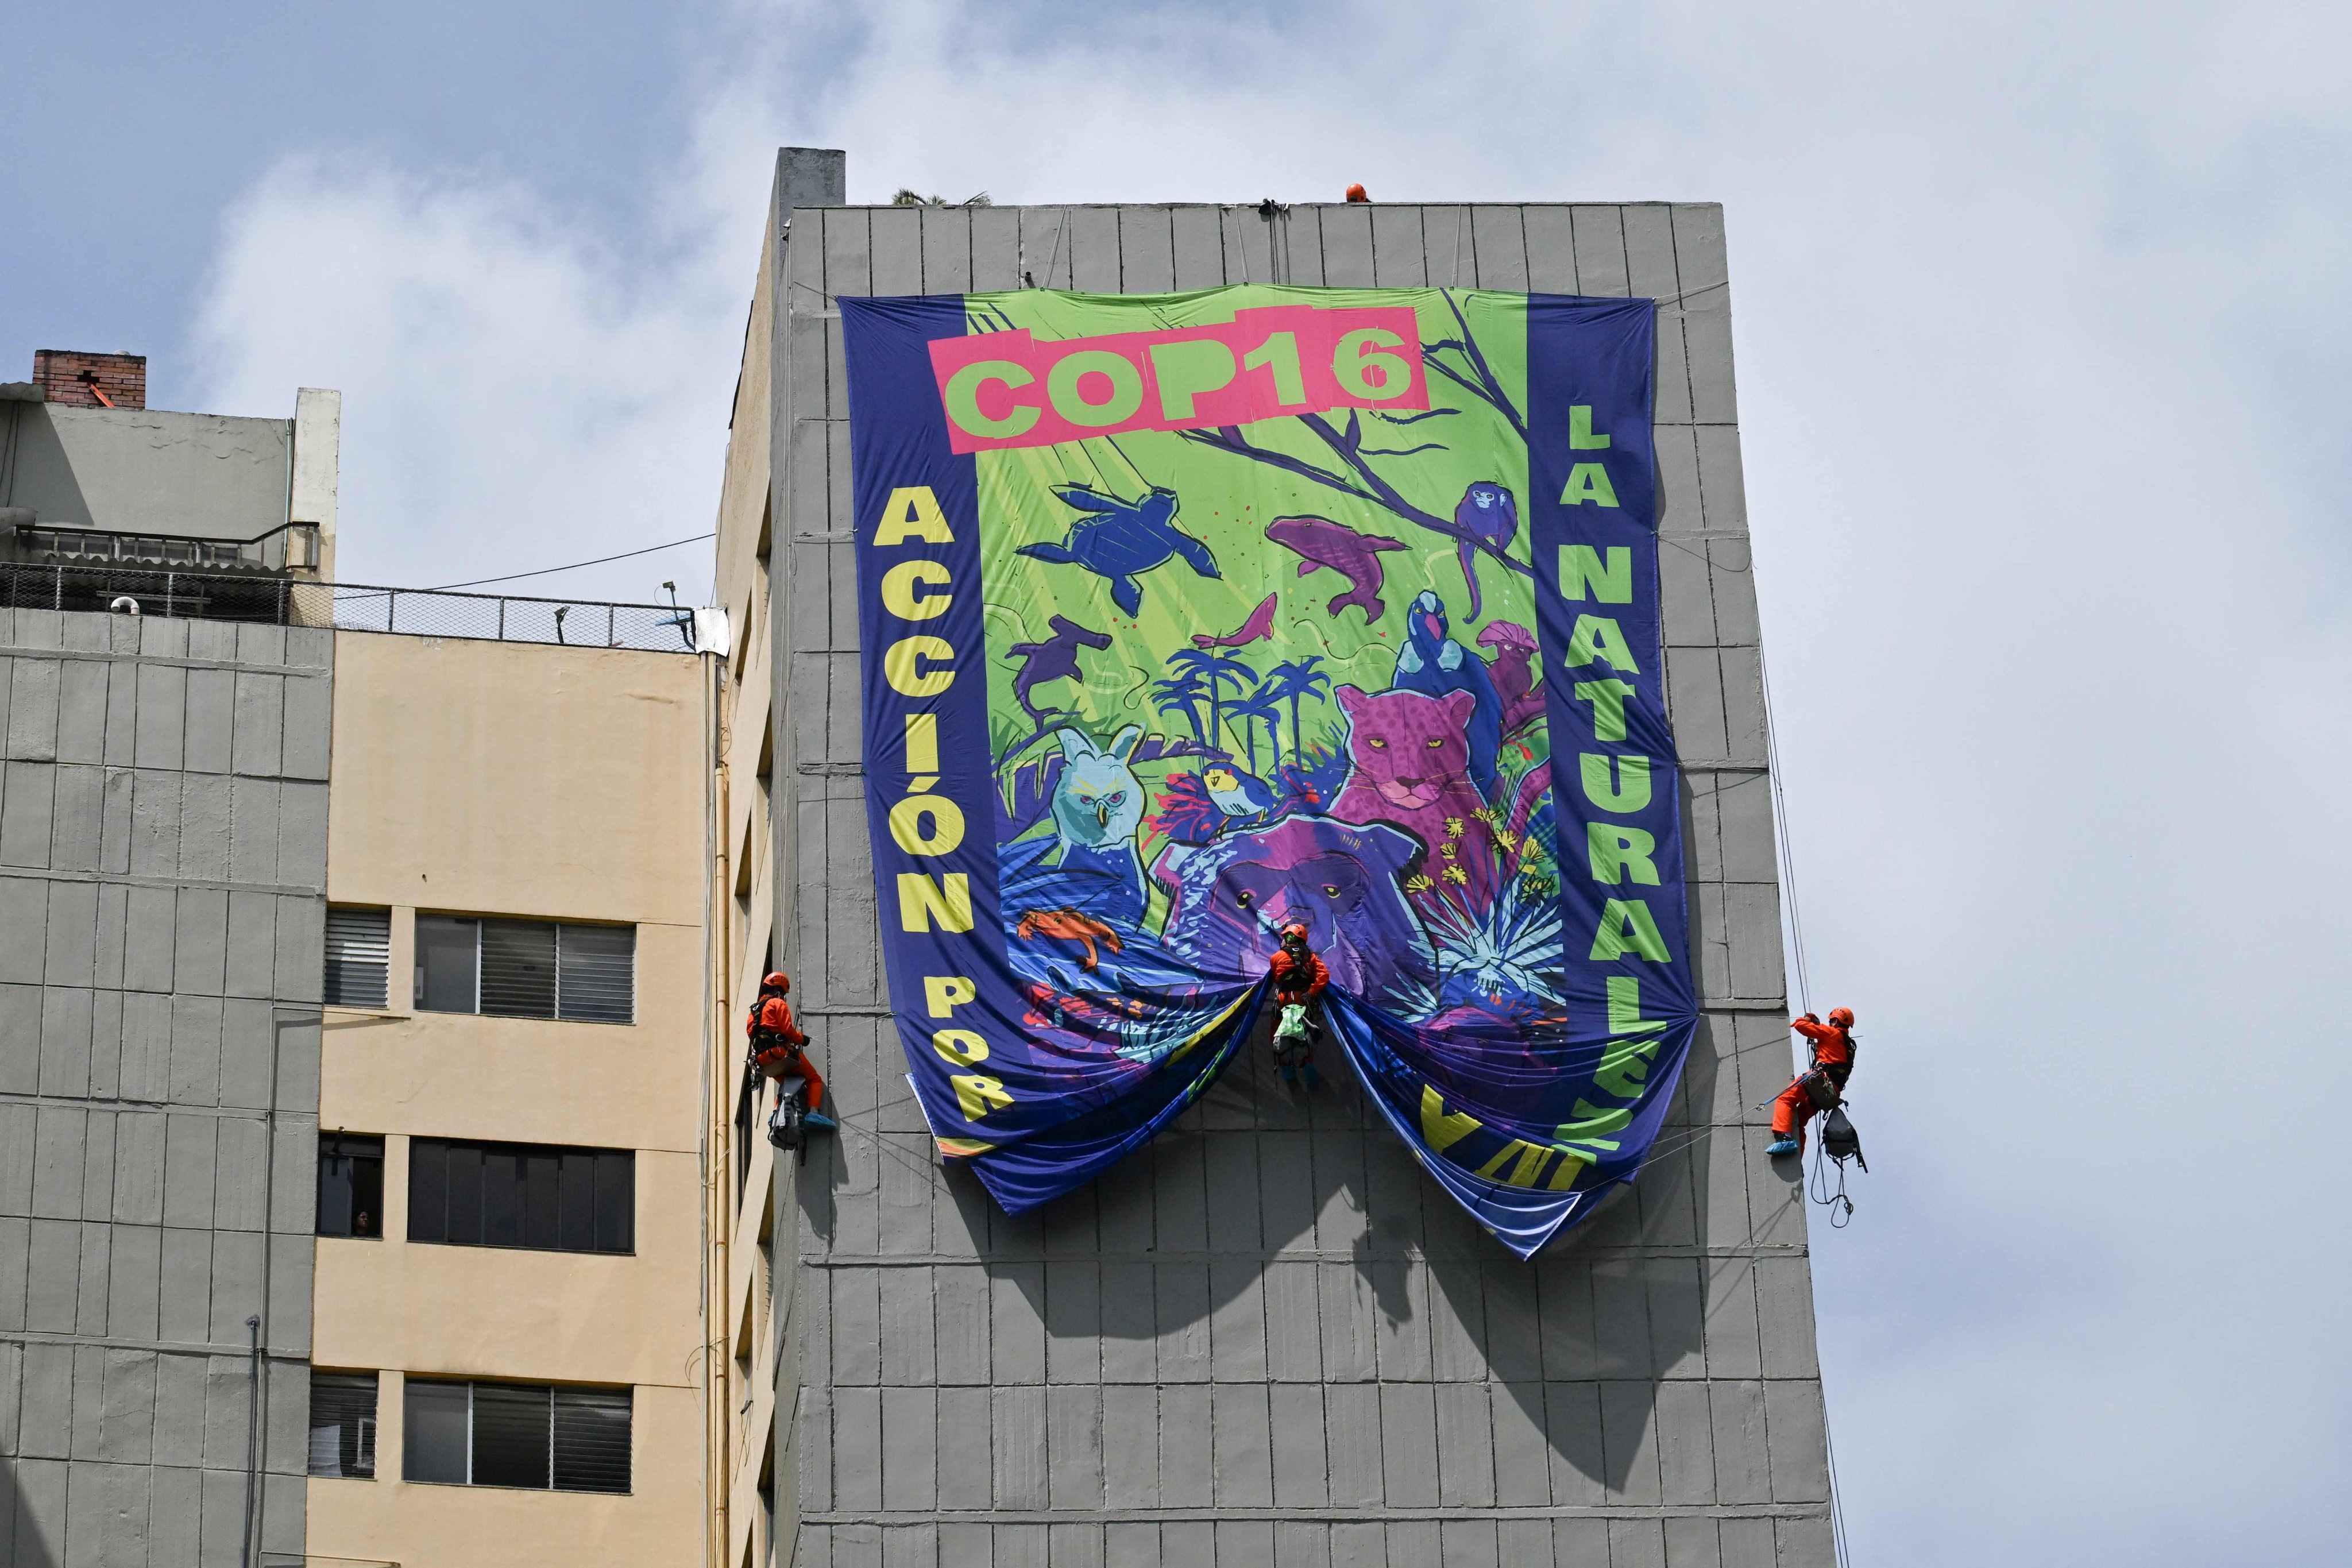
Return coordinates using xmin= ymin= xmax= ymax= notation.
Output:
xmin=1264 ymin=515 xmax=1410 ymax=624
xmin=1192 ymin=593 xmax=1279 ymax=650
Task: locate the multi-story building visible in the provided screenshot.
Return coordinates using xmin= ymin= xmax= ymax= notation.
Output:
xmin=2 ymin=354 xmax=725 ymax=1567
xmin=709 ymin=152 xmax=1837 ymax=1566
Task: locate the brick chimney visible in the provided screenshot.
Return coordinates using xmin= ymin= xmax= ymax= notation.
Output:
xmin=32 ymin=350 xmax=147 ymax=410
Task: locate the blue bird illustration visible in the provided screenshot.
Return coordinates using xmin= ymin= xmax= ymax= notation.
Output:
xmin=1200 ymin=763 xmax=1279 ymax=820
xmin=1392 ymin=590 xmax=1504 ymax=796
xmin=1016 ymin=484 xmax=1221 ymax=617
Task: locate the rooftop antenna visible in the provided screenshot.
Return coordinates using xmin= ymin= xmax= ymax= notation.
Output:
xmin=660 ymin=580 xmax=696 ymax=651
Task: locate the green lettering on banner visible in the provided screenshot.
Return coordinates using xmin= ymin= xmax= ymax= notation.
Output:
xmin=1048 ymin=349 xmax=1145 ymax=428
xmin=1554 ymin=1099 xmax=1633 ymax=1151
xmin=1559 ymin=544 xmax=1632 ymax=603
xmin=1578 ymin=752 xmax=1652 ymax=813
xmin=1587 ymin=823 xmax=1661 ymax=886
xmin=1606 ymin=975 xmax=1667 ymax=1035
xmin=1571 ymin=679 xmax=1639 ymax=741
xmin=1570 ymin=405 xmax=1612 ymax=449
xmin=1149 ymin=338 xmax=1238 ymax=420
xmin=1590 ymin=899 xmax=1671 ymax=961
xmin=1334 ymin=328 xmax=1414 ymax=400
xmin=1242 ymin=331 xmax=1308 ymax=405
xmin=940 ymin=362 xmax=1038 ymax=442
xmin=1593 ymin=1037 xmax=1662 ymax=1098
xmin=1561 ymin=463 xmax=1620 ymax=507
xmin=1566 ymin=615 xmax=1640 ymax=674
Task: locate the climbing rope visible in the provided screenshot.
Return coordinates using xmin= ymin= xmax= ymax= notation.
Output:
xmin=1756 ymin=641 xmax=1857 ymax=1568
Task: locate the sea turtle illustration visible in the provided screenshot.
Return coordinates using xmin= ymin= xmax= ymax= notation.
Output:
xmin=1017 ymin=484 xmax=1221 ymax=617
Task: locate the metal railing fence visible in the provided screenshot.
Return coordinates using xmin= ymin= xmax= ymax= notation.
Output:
xmin=0 ymin=562 xmax=699 ymax=653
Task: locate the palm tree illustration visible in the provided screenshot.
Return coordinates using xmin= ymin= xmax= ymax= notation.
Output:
xmin=1262 ymin=656 xmax=1334 ymax=758
xmin=1164 ymin=648 xmax=1254 ymax=759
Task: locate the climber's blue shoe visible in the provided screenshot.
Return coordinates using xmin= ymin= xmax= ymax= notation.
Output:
xmin=1765 ymin=1134 xmax=1801 ymax=1157
xmin=805 ymin=1111 xmax=839 ymax=1133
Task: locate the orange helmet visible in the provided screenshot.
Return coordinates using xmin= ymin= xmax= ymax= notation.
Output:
xmin=1344 ymin=183 xmax=1369 ymax=203
xmin=1828 ymin=1006 xmax=1854 ymax=1028
xmin=1280 ymin=921 xmax=1310 ymax=943
xmin=762 ymin=972 xmax=791 ymax=994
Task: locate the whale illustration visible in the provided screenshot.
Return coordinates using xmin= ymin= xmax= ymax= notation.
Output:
xmin=1264 ymin=515 xmax=1410 ymax=625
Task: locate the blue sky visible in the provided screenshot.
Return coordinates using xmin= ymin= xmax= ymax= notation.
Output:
xmin=11 ymin=3 xmax=2352 ymax=1561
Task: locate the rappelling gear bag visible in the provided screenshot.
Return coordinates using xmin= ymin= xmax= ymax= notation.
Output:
xmin=767 ymin=1073 xmax=809 ymax=1152
xmin=1799 ymin=1068 xmax=1844 ymax=1112
xmin=1275 ymin=1003 xmax=1311 ymax=1044
xmin=1821 ymin=1105 xmax=1867 ymax=1171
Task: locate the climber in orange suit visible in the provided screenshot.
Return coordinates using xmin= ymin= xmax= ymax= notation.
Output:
xmin=1767 ymin=1006 xmax=1855 ymax=1157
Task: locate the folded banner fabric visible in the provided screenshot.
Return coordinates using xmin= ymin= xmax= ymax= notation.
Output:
xmin=843 ymin=285 xmax=1694 ymax=1257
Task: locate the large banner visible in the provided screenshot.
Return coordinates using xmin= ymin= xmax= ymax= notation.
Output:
xmin=842 ymin=284 xmax=1693 ymax=1257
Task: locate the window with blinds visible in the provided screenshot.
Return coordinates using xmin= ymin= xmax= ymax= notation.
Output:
xmin=415 ymin=916 xmax=635 ymax=1024
xmin=323 ymin=907 xmax=391 ymax=1008
xmin=407 ymin=1138 xmax=634 ymax=1255
xmin=403 ymin=1378 xmax=631 ymax=1494
xmin=308 ymin=1372 xmax=379 ymax=1478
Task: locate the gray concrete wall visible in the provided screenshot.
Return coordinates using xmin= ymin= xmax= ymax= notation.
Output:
xmin=1 ymin=607 xmax=328 ymax=1566
xmin=1 ymin=404 xmax=295 ymax=540
xmin=770 ymin=195 xmax=1831 ymax=1566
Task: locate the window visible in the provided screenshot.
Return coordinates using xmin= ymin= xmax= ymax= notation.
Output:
xmin=324 ymin=907 xmax=391 ymax=1007
xmin=415 ymin=916 xmax=635 ymax=1024
xmin=308 ymin=1372 xmax=379 ymax=1478
xmin=407 ymin=1138 xmax=634 ymax=1254
xmin=403 ymin=1378 xmax=632 ymax=1493
xmin=735 ymin=1065 xmax=760 ymax=1200
xmin=316 ymin=1134 xmax=385 ymax=1239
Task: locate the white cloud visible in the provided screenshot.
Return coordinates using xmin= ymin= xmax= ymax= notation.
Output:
xmin=185 ymin=2 xmax=2352 ymax=1558
xmin=191 ymin=156 xmax=742 ymax=603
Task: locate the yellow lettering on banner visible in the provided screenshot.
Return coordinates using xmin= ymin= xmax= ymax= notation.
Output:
xmin=924 ymin=976 xmax=977 ymax=1017
xmin=884 ymin=636 xmax=956 ymax=696
xmin=1547 ymin=1146 xmax=1592 ymax=1190
xmin=889 ymin=794 xmax=967 ymax=855
xmin=903 ymin=713 xmax=940 ymax=775
xmin=874 ymin=486 xmax=953 ymax=545
xmin=880 ymin=559 xmax=953 ymax=620
xmin=1419 ymin=1084 xmax=1482 ymax=1154
xmin=897 ymin=872 xmax=974 ymax=933
xmin=1474 ymin=1139 xmax=1557 ymax=1188
xmin=951 ymin=1074 xmax=1014 ymax=1119
xmin=932 ymin=1029 xmax=990 ymax=1067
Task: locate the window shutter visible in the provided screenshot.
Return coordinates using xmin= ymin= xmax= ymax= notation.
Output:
xmin=470 ymin=1382 xmax=554 ymax=1489
xmin=480 ymin=921 xmax=558 ymax=1018
xmin=308 ymin=1372 xmax=380 ymax=1478
xmin=557 ymin=924 xmax=635 ymax=1023
xmin=552 ymin=1387 xmax=632 ymax=1493
xmin=323 ymin=907 xmax=391 ymax=1008
xmin=401 ymin=1380 xmax=470 ymax=1485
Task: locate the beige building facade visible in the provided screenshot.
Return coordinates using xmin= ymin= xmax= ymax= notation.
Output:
xmin=306 ymin=630 xmax=720 ymax=1568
